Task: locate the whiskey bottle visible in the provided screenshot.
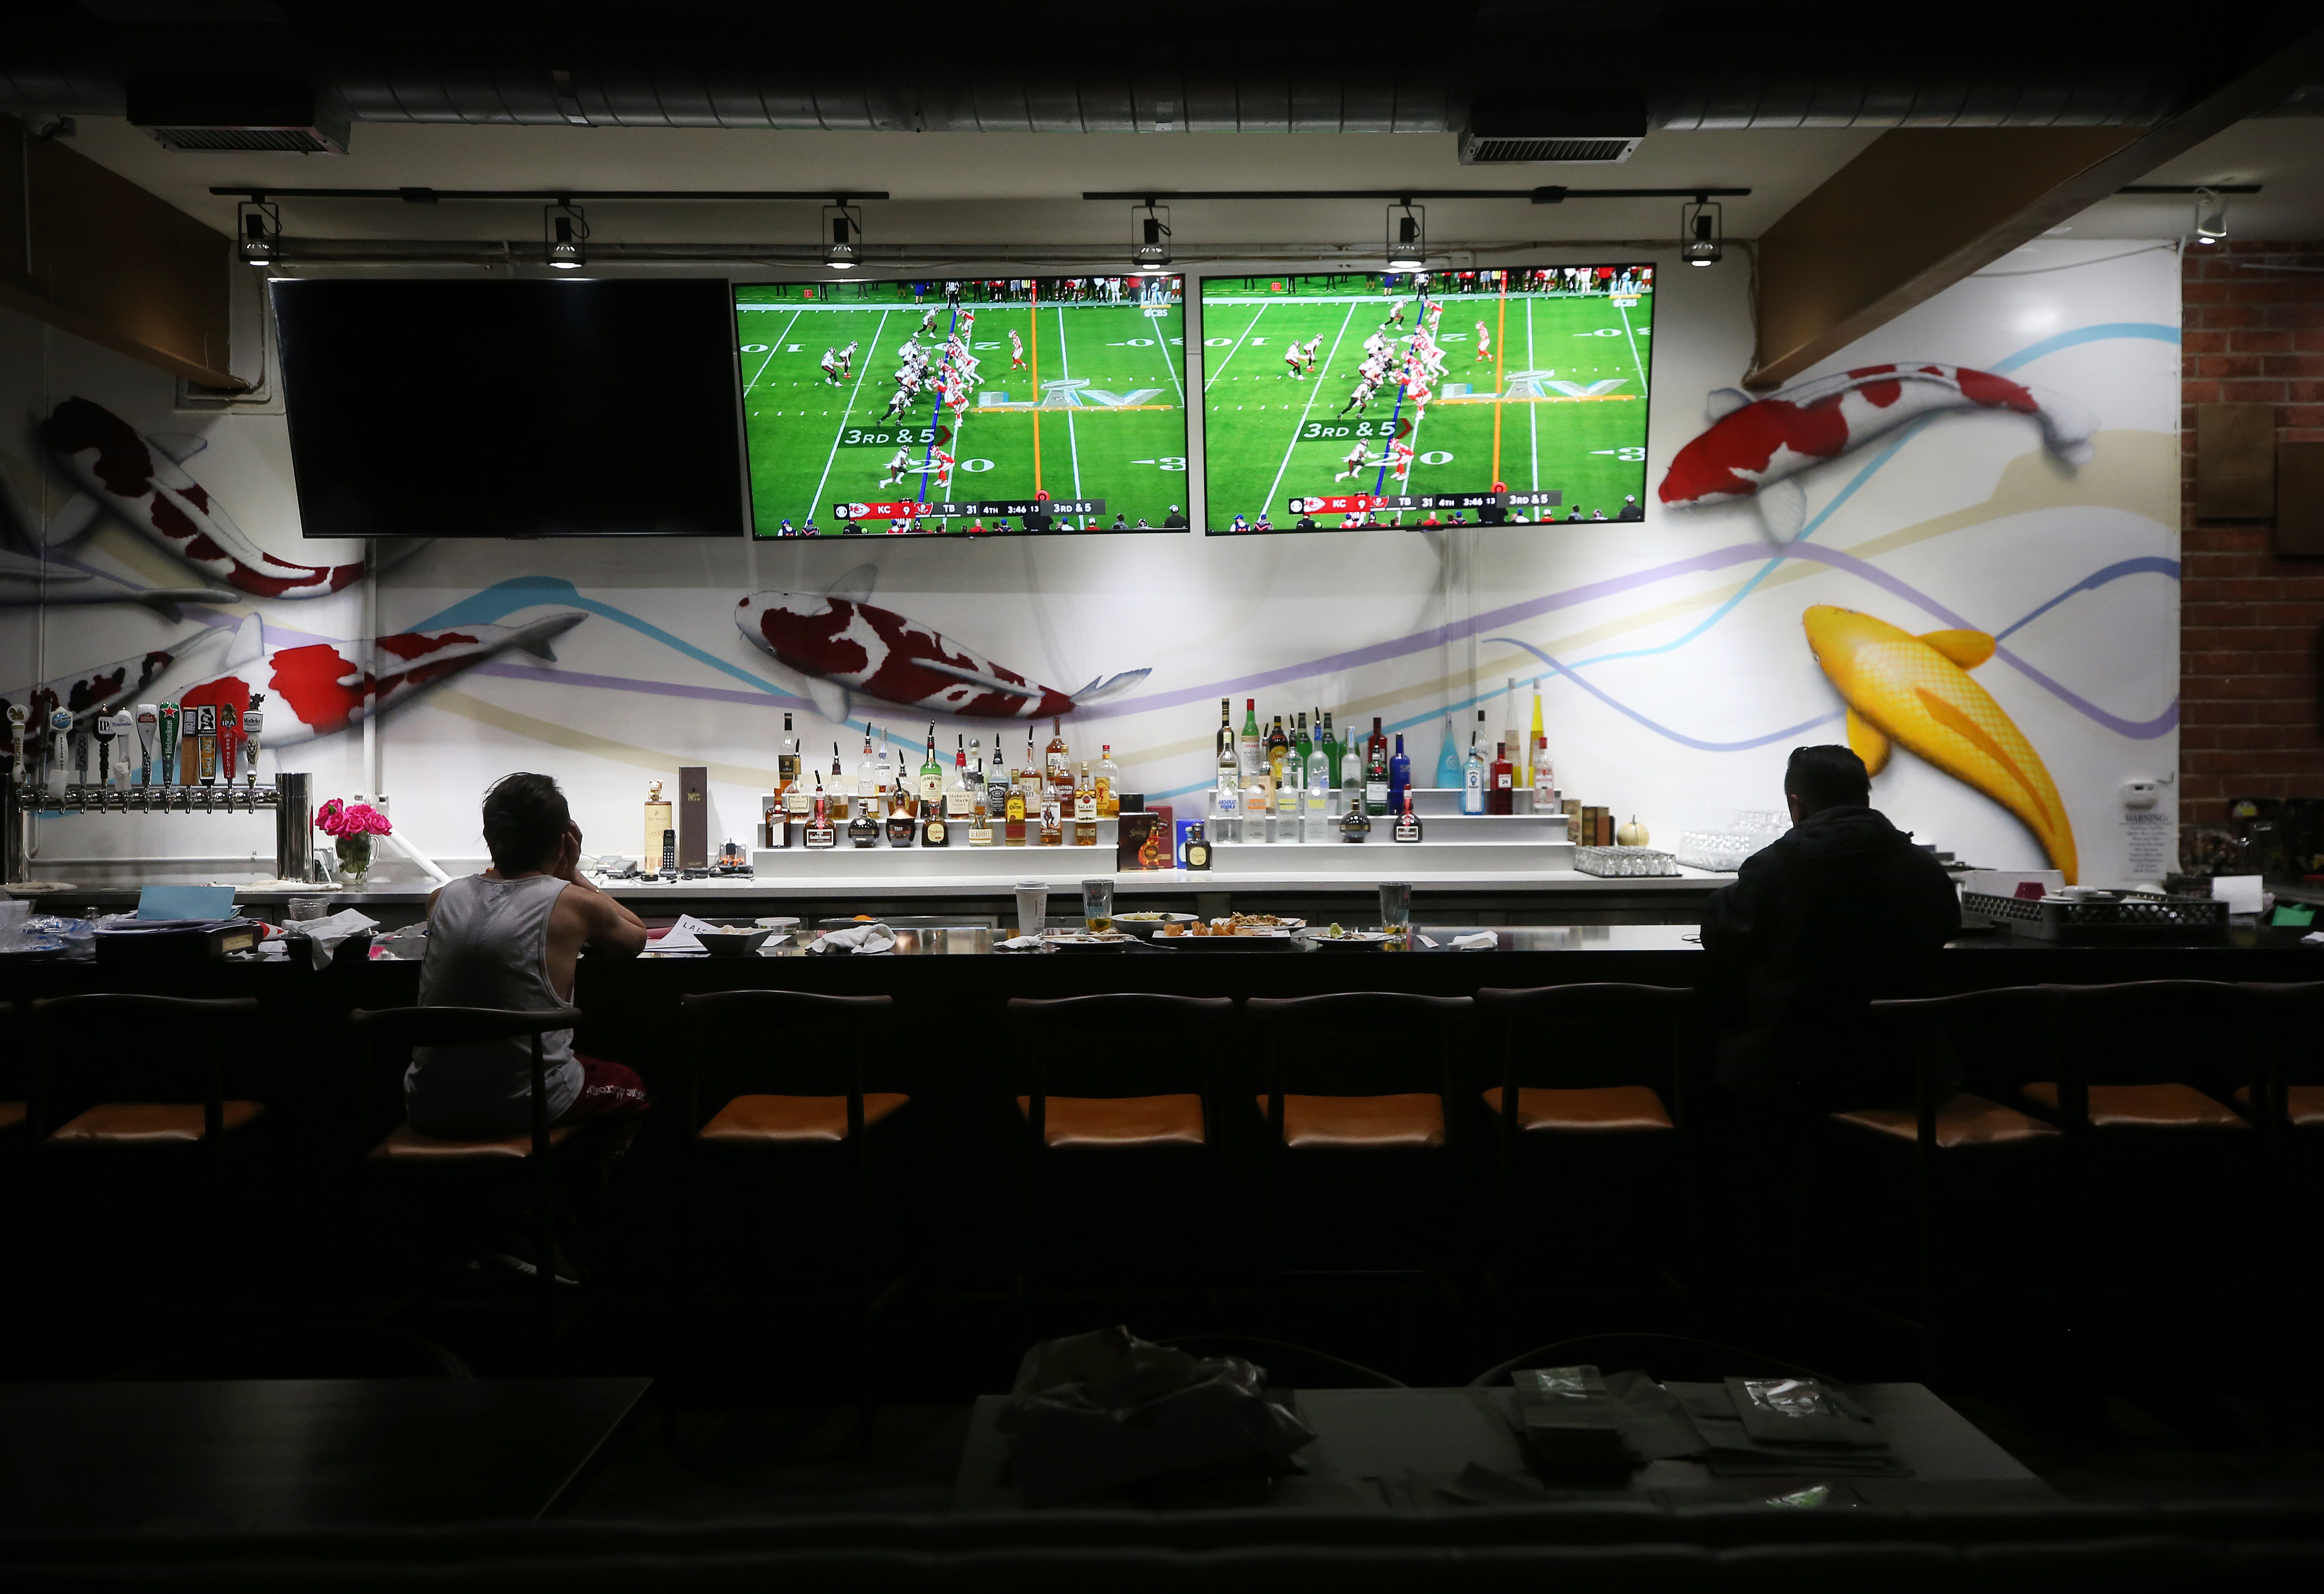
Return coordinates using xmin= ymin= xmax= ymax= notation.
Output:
xmin=1363 ymin=716 xmax=1389 ymax=816
xmin=1044 ymin=715 xmax=1070 ymax=796
xmin=1184 ymin=820 xmax=1213 ymax=870
xmin=919 ymin=723 xmax=944 ymax=806
xmin=1393 ymin=786 xmax=1424 ymax=843
xmin=1339 ymin=800 xmax=1372 ymax=843
xmin=1004 ymin=772 xmax=1028 ymax=847
xmin=921 ymin=799 xmax=948 ymax=847
xmin=830 ymin=742 xmax=849 ymax=825
xmin=1266 ymin=714 xmax=1289 ymax=786
xmin=805 ymin=778 xmax=837 ymax=848
xmin=1038 ymin=790 xmax=1064 ymax=847
xmin=848 ymin=793 xmax=881 ymax=848
xmin=1095 ymin=744 xmax=1121 ymax=818
xmin=1073 ymin=761 xmax=1098 ymax=845
xmin=856 ymin=731 xmax=879 ymax=819
xmin=944 ymin=738 xmax=974 ymax=836
xmin=886 ymin=777 xmax=918 ymax=845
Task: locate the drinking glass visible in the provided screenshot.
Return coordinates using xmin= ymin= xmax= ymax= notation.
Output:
xmin=1378 ymin=880 xmax=1412 ymax=928
xmin=288 ymin=896 xmax=329 ymax=923
xmin=1014 ymin=881 xmax=1049 ymax=938
xmin=1082 ymin=878 xmax=1115 ymax=933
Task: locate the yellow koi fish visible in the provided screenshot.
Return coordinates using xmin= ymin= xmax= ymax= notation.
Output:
xmin=1802 ymin=605 xmax=2077 ymax=884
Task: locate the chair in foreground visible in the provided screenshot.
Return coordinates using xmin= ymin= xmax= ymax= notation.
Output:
xmin=1006 ymin=993 xmax=1233 ymax=1294
xmin=352 ymin=1004 xmax=585 ymax=1296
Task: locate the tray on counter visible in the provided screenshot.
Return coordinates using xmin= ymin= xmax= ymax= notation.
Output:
xmin=1961 ymin=889 xmax=2230 ymax=943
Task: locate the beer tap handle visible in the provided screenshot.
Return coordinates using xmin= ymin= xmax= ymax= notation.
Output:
xmin=242 ymin=694 xmax=264 ymax=788
xmin=46 ymin=709 xmax=70 ymax=799
xmin=158 ymin=702 xmax=179 ymax=786
xmin=6 ymin=703 xmax=24 ymax=783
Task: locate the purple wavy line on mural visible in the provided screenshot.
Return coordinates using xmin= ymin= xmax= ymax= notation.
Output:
xmin=470 ymin=662 xmax=800 ymax=709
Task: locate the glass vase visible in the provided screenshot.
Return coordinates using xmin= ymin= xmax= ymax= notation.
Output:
xmin=335 ymin=834 xmax=374 ymax=885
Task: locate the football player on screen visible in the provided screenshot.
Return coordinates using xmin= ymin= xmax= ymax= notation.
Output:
xmin=1333 ymin=441 xmax=1374 ymax=482
xmin=820 ymin=347 xmax=842 ymax=384
xmin=878 ymin=447 xmax=913 ymax=489
xmin=1282 ymin=342 xmax=1305 ymax=380
xmin=1474 ymin=321 xmax=1491 ymax=362
xmin=1337 ymin=377 xmax=1376 ymax=418
xmin=1009 ymin=328 xmax=1027 ymax=370
xmin=839 ymin=341 xmax=858 ymax=377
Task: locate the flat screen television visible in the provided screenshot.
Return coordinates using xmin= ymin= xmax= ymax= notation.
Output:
xmin=732 ymin=275 xmax=1190 ymax=536
xmin=1198 ymin=266 xmax=1653 ymax=533
xmin=273 ymin=278 xmax=747 ymax=537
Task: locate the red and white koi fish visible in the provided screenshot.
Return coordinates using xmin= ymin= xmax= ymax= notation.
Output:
xmin=1657 ymin=364 xmax=2099 ymax=542
xmin=735 ymin=564 xmax=1149 ymax=724
xmin=36 ymin=397 xmax=392 ymax=599
xmin=122 ymin=610 xmax=586 ymax=746
xmin=0 ymin=629 xmax=233 ymax=742
xmin=0 ymin=459 xmax=239 ymax=619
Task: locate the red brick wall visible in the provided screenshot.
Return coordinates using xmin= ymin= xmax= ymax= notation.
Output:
xmin=2180 ymin=239 xmax=2324 ymax=836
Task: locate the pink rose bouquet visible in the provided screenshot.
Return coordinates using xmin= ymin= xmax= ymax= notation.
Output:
xmin=316 ymin=798 xmax=393 ymax=838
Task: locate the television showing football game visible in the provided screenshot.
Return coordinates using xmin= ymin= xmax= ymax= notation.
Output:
xmin=733 ymin=276 xmax=1191 ymax=536
xmin=1198 ymin=266 xmax=1653 ymax=534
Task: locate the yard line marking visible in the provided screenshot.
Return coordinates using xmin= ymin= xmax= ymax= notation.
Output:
xmin=1056 ymin=305 xmax=1083 ymax=503
xmin=807 ymin=308 xmax=889 ymax=526
xmin=1200 ymin=301 xmax=1267 ymax=391
xmin=1259 ymin=300 xmax=1357 ymax=517
xmin=1150 ymin=300 xmax=1186 ymax=407
xmin=1525 ymin=298 xmax=1539 ymax=492
xmin=1618 ymin=301 xmax=1648 ymax=395
xmin=742 ymin=308 xmax=804 ymax=394
xmin=1490 ymin=279 xmax=1507 ymax=486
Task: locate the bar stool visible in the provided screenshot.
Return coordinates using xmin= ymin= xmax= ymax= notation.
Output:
xmin=0 ymin=1001 xmax=21 ymax=1142
xmin=1473 ymin=984 xmax=1690 ymax=1300
xmin=678 ymin=991 xmax=907 ymax=1295
xmin=1836 ymin=987 xmax=2064 ymax=1377
xmin=31 ymin=994 xmax=268 ymax=1289
xmin=1245 ymin=993 xmax=1473 ymax=1282
xmin=352 ymin=1004 xmax=583 ymax=1296
xmin=1006 ymin=993 xmax=1232 ymax=1291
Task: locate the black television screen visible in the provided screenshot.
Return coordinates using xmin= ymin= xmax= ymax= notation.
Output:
xmin=732 ymin=275 xmax=1190 ymax=536
xmin=1199 ymin=266 xmax=1653 ymax=533
xmin=274 ymin=278 xmax=746 ymax=537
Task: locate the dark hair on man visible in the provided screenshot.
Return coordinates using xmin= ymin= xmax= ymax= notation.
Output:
xmin=481 ymin=772 xmax=571 ymax=874
xmin=1784 ymin=744 xmax=1872 ymax=815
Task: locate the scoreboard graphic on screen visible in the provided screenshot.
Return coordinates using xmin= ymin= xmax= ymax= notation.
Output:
xmin=1198 ymin=266 xmax=1653 ymax=534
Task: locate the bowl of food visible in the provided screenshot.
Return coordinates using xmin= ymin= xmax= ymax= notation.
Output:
xmin=1113 ymin=910 xmax=1198 ymax=939
xmin=696 ymin=926 xmax=774 ymax=957
xmin=1299 ymin=924 xmax=1404 ymax=951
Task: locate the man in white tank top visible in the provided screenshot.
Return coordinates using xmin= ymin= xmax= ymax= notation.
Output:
xmin=411 ymin=773 xmax=649 ymax=1140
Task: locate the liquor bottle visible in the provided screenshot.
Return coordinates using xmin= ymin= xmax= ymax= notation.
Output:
xmin=1303 ymin=741 xmax=1331 ymax=843
xmin=968 ymin=765 xmax=994 ymax=847
xmin=919 ymin=795 xmax=947 ymax=847
xmin=1436 ymin=715 xmax=1462 ymax=789
xmin=1319 ymin=711 xmax=1340 ymax=792
xmin=1338 ymin=727 xmax=1363 ymax=816
xmin=1238 ymin=697 xmax=1262 ymax=778
xmin=887 ymin=776 xmax=918 ymax=846
xmin=1184 ymin=820 xmax=1213 ymax=870
xmin=1503 ymin=678 xmax=1524 ymax=791
xmin=1462 ymin=713 xmax=1487 ymax=815
xmin=1044 ymin=715 xmax=1070 ymax=796
xmin=1073 ymin=761 xmax=1098 ymax=845
xmin=643 ymin=779 xmax=672 ymax=860
xmin=1363 ymin=717 xmax=1389 ymax=816
xmin=1020 ymin=731 xmax=1041 ymax=811
xmin=848 ymin=789 xmax=881 ymax=847
xmin=805 ymin=777 xmax=837 ymax=848
xmin=1528 ymin=677 xmax=1547 ymax=793
xmin=1266 ymin=714 xmax=1289 ymax=786
xmin=829 ymin=742 xmax=848 ymax=824
xmin=1393 ymin=785 xmax=1425 ymax=843
xmin=1216 ymin=697 xmax=1234 ymax=765
xmin=1095 ymin=744 xmax=1120 ymax=817
xmin=1488 ymin=741 xmax=1515 ymax=815
xmin=920 ymin=723 xmax=945 ymax=806
xmin=1388 ymin=733 xmax=1411 ymax=816
xmin=1038 ymin=787 xmax=1064 ymax=847
xmin=1339 ymin=797 xmax=1372 ymax=843
xmin=1274 ymin=751 xmax=1301 ymax=840
xmin=777 ymin=709 xmax=800 ymax=801
xmin=1214 ymin=731 xmax=1242 ymax=842
xmin=856 ymin=731 xmax=879 ymax=817
xmin=944 ymin=738 xmax=974 ymax=835
xmin=1004 ymin=766 xmax=1028 ymax=846
xmin=986 ymin=753 xmax=1013 ymax=840
xmin=1292 ymin=712 xmax=1311 ymax=778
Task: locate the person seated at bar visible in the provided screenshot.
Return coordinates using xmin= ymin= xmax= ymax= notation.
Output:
xmin=1699 ymin=744 xmax=1960 ymax=1111
xmin=409 ymin=773 xmax=650 ymax=1144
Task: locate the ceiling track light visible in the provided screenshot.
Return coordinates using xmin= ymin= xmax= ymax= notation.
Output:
xmin=1681 ymin=195 xmax=1723 ymax=267
xmin=2194 ymin=186 xmax=2229 ymax=246
xmin=1133 ymin=200 xmax=1173 ymax=273
xmin=544 ymin=199 xmax=588 ymax=270
xmin=1385 ymin=200 xmax=1426 ymax=273
xmin=236 ymin=197 xmax=280 ymax=267
xmin=823 ymin=199 xmax=864 ymax=270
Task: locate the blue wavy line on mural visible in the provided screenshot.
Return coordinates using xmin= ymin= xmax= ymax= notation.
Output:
xmin=1992 ymin=556 xmax=2181 ymax=642
xmin=1989 ymin=322 xmax=2180 ymax=373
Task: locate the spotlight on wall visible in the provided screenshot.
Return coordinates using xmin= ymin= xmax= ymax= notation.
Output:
xmin=236 ymin=198 xmax=280 ymax=267
xmin=1386 ymin=200 xmax=1426 ymax=272
xmin=1681 ymin=196 xmax=1722 ymax=267
xmin=544 ymin=200 xmax=588 ymax=269
xmin=1133 ymin=200 xmax=1173 ymax=273
xmin=824 ymin=200 xmax=864 ymax=269
xmin=2194 ymin=186 xmax=2229 ymax=246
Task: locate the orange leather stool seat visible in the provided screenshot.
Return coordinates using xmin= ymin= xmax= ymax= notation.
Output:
xmin=1016 ymin=1093 xmax=1206 ymax=1150
xmin=1259 ymin=1093 xmax=1444 ymax=1150
xmin=1481 ymin=1085 xmax=1673 ymax=1132
xmin=698 ymin=1092 xmax=908 ymax=1145
xmin=0 ymin=1101 xmax=25 ymax=1135
xmin=2021 ymin=1081 xmax=2245 ymax=1130
xmin=1830 ymin=1093 xmax=2061 ymax=1149
xmin=369 ymin=1121 xmax=580 ymax=1161
xmin=2232 ymin=1085 xmax=2324 ymax=1127
xmin=47 ymin=1101 xmax=265 ymax=1145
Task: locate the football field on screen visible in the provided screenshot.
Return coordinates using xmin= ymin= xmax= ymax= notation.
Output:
xmin=734 ymin=287 xmax=1190 ymax=533
xmin=1198 ymin=280 xmax=1653 ymax=530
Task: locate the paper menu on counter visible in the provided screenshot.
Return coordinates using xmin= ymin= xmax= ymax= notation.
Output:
xmin=648 ymin=913 xmax=727 ymax=954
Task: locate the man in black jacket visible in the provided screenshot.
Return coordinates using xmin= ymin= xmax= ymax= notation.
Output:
xmin=1700 ymin=744 xmax=1960 ymax=1108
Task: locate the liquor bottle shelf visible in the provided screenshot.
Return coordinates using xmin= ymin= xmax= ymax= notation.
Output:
xmin=1214 ymin=809 xmax=1568 ymax=842
xmin=753 ymin=818 xmax=1124 ymax=878
xmin=1204 ymin=837 xmax=1576 ymax=875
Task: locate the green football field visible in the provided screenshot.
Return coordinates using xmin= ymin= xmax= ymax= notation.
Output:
xmin=1198 ymin=277 xmax=1653 ymax=532
xmin=734 ymin=283 xmax=1190 ymax=534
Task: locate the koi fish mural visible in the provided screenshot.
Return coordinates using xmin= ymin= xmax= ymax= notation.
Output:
xmin=35 ymin=397 xmax=389 ymax=599
xmin=1659 ymin=364 xmax=2100 ymax=542
xmin=1803 ymin=604 xmax=2077 ymax=883
xmin=735 ymin=564 xmax=1149 ymax=724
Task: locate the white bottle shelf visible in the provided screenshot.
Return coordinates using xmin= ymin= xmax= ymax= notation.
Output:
xmin=1203 ymin=835 xmax=1575 ymax=875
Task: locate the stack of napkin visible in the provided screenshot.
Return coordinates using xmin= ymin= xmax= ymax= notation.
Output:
xmin=1510 ymin=1366 xmax=1634 ymax=1469
xmin=1664 ymin=1378 xmax=1906 ymax=1477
